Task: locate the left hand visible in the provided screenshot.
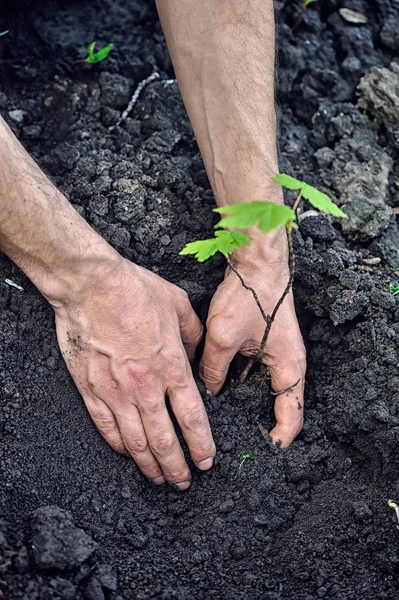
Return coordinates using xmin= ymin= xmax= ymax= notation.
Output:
xmin=199 ymin=230 xmax=307 ymax=447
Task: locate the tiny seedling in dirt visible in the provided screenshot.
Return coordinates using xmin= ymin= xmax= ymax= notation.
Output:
xmin=0 ymin=30 xmax=9 ymax=37
xmin=180 ymin=174 xmax=347 ymax=393
xmin=389 ymin=284 xmax=399 ymax=296
xmin=74 ymin=41 xmax=114 ymax=65
xmin=292 ymin=0 xmax=319 ymax=32
xmin=239 ymin=454 xmax=250 ymax=469
xmin=388 ymin=500 xmax=399 ymax=530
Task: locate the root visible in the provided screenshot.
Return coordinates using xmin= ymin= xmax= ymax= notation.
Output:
xmin=270 ymin=378 xmax=301 ymax=397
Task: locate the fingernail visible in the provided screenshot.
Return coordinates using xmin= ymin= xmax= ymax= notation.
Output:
xmin=151 ymin=475 xmax=166 ymax=485
xmin=198 ymin=457 xmax=214 ymax=471
xmin=169 ymin=480 xmax=191 ymax=491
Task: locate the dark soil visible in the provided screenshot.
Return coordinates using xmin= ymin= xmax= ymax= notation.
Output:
xmin=1 ymin=1 xmax=399 ymax=598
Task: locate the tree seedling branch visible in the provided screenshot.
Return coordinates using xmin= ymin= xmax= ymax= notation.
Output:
xmin=180 ymin=173 xmax=347 ymax=391
xmin=292 ymin=0 xmax=319 ymax=32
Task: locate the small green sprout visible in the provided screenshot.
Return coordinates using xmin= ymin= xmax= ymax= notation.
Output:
xmin=180 ymin=173 xmax=346 ymax=388
xmin=74 ymin=41 xmax=114 ymax=65
xmin=303 ymin=0 xmax=318 ymax=5
xmin=389 ymin=284 xmax=399 ymax=296
xmin=238 ymin=453 xmax=250 ymax=471
xmin=0 ymin=30 xmax=9 ymax=37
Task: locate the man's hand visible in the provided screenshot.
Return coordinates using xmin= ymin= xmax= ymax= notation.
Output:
xmin=54 ymin=259 xmax=215 ymax=489
xmin=157 ymin=0 xmax=307 ymax=446
xmin=0 ymin=116 xmax=215 ymax=490
xmin=199 ymin=232 xmax=306 ymax=447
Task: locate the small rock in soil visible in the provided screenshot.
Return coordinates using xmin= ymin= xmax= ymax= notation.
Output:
xmin=32 ymin=506 xmax=97 ymax=571
xmin=358 ymin=63 xmax=399 ymax=128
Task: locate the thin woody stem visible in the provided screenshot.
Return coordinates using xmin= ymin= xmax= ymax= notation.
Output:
xmin=292 ymin=4 xmax=306 ymax=32
xmin=225 ymin=256 xmax=269 ymax=324
xmin=292 ymin=191 xmax=302 ymax=212
xmin=237 ymin=228 xmax=295 ymax=385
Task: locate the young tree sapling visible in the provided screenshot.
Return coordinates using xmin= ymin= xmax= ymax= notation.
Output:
xmin=180 ymin=174 xmax=347 ymax=392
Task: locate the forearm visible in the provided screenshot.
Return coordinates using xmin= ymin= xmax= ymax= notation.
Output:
xmin=0 ymin=117 xmax=120 ymax=307
xmin=156 ymin=0 xmax=280 ymax=208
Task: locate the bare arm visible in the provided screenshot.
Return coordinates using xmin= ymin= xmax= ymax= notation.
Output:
xmin=0 ymin=116 xmax=215 ymax=488
xmin=0 ymin=116 xmax=119 ymax=306
xmin=157 ymin=0 xmax=307 ymax=446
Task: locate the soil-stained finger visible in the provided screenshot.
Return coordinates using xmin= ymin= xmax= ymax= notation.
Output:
xmin=114 ymin=405 xmax=166 ymax=483
xmin=136 ymin=394 xmax=192 ymax=490
xmin=84 ymin=396 xmax=128 ymax=455
xmin=168 ymin=380 xmax=215 ymax=470
xmin=267 ymin=366 xmax=305 ymax=447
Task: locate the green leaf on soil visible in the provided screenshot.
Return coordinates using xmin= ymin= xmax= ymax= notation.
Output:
xmin=180 ymin=230 xmax=250 ymax=262
xmin=214 ymin=201 xmax=296 ymax=233
xmin=85 ymin=41 xmax=114 ymax=64
xmin=389 ymin=284 xmax=399 ymax=296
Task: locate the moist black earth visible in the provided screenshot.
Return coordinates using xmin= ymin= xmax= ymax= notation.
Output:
xmin=1 ymin=0 xmax=399 ymax=598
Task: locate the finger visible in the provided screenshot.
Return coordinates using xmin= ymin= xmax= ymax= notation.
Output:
xmin=137 ymin=392 xmax=192 ymax=490
xmin=168 ymin=378 xmax=216 ymax=471
xmin=85 ymin=396 xmax=128 ymax=455
xmin=267 ymin=360 xmax=306 ymax=448
xmin=115 ymin=405 xmax=166 ymax=485
xmin=199 ymin=329 xmax=237 ymax=395
xmin=176 ymin=291 xmax=204 ymax=363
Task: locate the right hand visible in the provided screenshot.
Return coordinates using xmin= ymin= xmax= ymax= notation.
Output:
xmin=53 ymin=257 xmax=216 ymax=490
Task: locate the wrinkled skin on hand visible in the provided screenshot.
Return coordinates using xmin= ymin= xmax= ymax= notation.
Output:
xmin=54 ymin=259 xmax=216 ymax=490
xmin=199 ymin=238 xmax=307 ymax=447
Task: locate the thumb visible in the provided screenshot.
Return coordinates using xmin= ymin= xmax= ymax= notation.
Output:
xmin=199 ymin=329 xmax=237 ymax=395
xmin=267 ymin=360 xmax=305 ymax=448
xmin=176 ymin=293 xmax=204 ymax=363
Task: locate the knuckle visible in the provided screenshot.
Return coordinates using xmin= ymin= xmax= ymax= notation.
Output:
xmin=164 ymin=354 xmax=188 ymax=384
xmin=93 ymin=412 xmax=117 ymax=435
xmin=136 ymin=400 xmax=163 ymax=417
xmin=151 ymin=434 xmax=176 ymax=456
xmin=194 ymin=441 xmax=216 ymax=459
xmin=200 ymin=362 xmax=224 ymax=384
xmin=129 ymin=363 xmax=152 ymax=389
xmin=112 ymin=441 xmax=128 ymax=455
xmin=180 ymin=406 xmax=207 ymax=431
xmin=127 ymin=436 xmax=149 ymax=455
xmin=212 ymin=333 xmax=233 ymax=354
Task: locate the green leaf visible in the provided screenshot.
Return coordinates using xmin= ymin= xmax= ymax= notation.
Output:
xmin=389 ymin=284 xmax=399 ymax=297
xmin=300 ymin=184 xmax=348 ymax=218
xmin=179 ymin=230 xmax=250 ymax=262
xmin=85 ymin=42 xmax=114 ymax=64
xmin=214 ymin=201 xmax=296 ymax=233
xmin=273 ymin=173 xmax=348 ymax=219
xmin=0 ymin=30 xmax=9 ymax=37
xmin=304 ymin=0 xmax=318 ymax=5
xmin=272 ymin=173 xmax=303 ymax=190
xmin=86 ymin=41 xmax=97 ymax=58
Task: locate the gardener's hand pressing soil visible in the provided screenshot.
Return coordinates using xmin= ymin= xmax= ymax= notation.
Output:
xmin=54 ymin=260 xmax=216 ymax=489
xmin=0 ymin=116 xmax=215 ymax=490
xmin=200 ymin=229 xmax=306 ymax=447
